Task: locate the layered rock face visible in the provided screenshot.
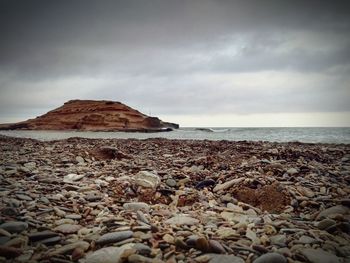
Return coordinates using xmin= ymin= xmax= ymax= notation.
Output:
xmin=0 ymin=100 xmax=179 ymax=132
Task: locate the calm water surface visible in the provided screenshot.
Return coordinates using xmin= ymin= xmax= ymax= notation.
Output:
xmin=1 ymin=128 xmax=350 ymax=144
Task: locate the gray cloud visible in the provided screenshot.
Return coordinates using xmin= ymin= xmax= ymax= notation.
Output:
xmin=0 ymin=0 xmax=350 ymax=123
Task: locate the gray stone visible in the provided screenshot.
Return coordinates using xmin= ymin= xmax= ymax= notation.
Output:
xmin=128 ymin=254 xmax=154 ymax=263
xmin=298 ymin=235 xmax=317 ymax=244
xmin=28 ymin=230 xmax=59 ymax=241
xmin=317 ymin=205 xmax=350 ymax=219
xmin=96 ymin=231 xmax=133 ymax=245
xmin=24 ymin=162 xmax=36 ymax=169
xmin=133 ymin=243 xmax=152 ymax=255
xmin=208 ymin=254 xmax=245 ymax=263
xmin=316 ymin=218 xmax=337 ymax=230
xmin=15 ymin=194 xmax=33 ymax=201
xmin=65 ymin=214 xmax=82 ymax=220
xmin=38 ymin=236 xmax=62 ymax=245
xmin=63 ymin=173 xmax=85 ymax=183
xmin=53 ymin=224 xmax=82 ymax=234
xmin=136 ymin=211 xmax=149 ymax=224
xmin=300 ymin=248 xmax=341 ymax=263
xmin=0 ymin=236 xmax=11 ymax=245
xmin=253 ymin=253 xmax=287 ymax=263
xmin=208 ymin=240 xmax=225 ymax=254
xmin=85 ymin=247 xmax=126 ymax=263
xmin=0 ymin=221 xmax=28 ymax=233
xmin=165 ymin=215 xmax=199 ymax=226
xmin=286 ymin=168 xmax=298 ymax=175
xmin=213 ymin=178 xmax=244 ymax=192
xmin=134 ymin=171 xmax=160 ymax=188
xmin=47 ymin=241 xmax=89 ymax=257
xmin=165 ymin=178 xmax=177 ymax=187
xmin=76 ymin=156 xmax=85 ymax=164
xmin=270 ymin=235 xmax=287 ymax=246
xmin=123 ymin=202 xmax=150 ymax=212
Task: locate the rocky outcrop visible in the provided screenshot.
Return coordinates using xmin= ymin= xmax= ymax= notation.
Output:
xmin=0 ymin=100 xmax=179 ymax=132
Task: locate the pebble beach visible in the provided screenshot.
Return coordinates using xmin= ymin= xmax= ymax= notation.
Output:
xmin=0 ymin=135 xmax=349 ymax=263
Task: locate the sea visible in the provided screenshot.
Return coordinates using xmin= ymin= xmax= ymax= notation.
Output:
xmin=0 ymin=127 xmax=350 ymax=144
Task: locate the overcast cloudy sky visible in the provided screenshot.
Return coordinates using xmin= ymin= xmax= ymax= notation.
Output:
xmin=1 ymin=0 xmax=349 ymax=127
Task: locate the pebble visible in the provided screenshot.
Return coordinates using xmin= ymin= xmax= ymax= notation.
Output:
xmin=165 ymin=178 xmax=177 ymax=187
xmin=28 ymin=230 xmax=59 ymax=241
xmin=16 ymin=194 xmax=33 ymax=201
xmin=136 ymin=211 xmax=149 ymax=224
xmin=128 ymin=254 xmax=156 ymax=263
xmin=269 ymin=235 xmax=286 ymax=246
xmin=206 ymin=254 xmax=245 ymax=263
xmin=85 ymin=246 xmax=127 ymax=263
xmin=317 ymin=205 xmax=350 ymax=219
xmin=300 ymin=248 xmax=341 ymax=263
xmin=54 ymin=224 xmax=82 ymax=234
xmin=123 ymin=202 xmax=150 ymax=212
xmin=39 ymin=236 xmax=62 ymax=245
xmin=298 ymin=235 xmax=317 ymax=244
xmin=195 ymin=237 xmax=210 ymax=252
xmin=65 ymin=214 xmax=82 ymax=220
xmin=134 ymin=171 xmax=160 ymax=188
xmin=47 ymin=241 xmax=90 ymax=257
xmin=0 ymin=221 xmax=28 ymax=233
xmin=195 ymin=179 xmax=216 ymax=189
xmin=63 ymin=173 xmax=85 ymax=183
xmin=213 ymin=178 xmax=244 ymax=192
xmin=163 ymin=233 xmax=175 ymax=243
xmin=316 ymin=218 xmax=337 ymax=230
xmin=208 ymin=240 xmax=225 ymax=254
xmin=76 ymin=156 xmax=85 ymax=163
xmin=0 ymin=245 xmax=22 ymax=259
xmin=253 ymin=252 xmax=287 ymax=263
xmin=133 ymin=243 xmax=152 ymax=255
xmin=96 ymin=230 xmax=134 ymax=245
xmin=1 ymin=135 xmax=350 ymax=262
xmin=165 ymin=215 xmax=199 ymax=226
xmin=286 ymin=168 xmax=298 ymax=175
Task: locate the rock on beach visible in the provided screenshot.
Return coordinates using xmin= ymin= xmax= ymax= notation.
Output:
xmin=0 ymin=135 xmax=349 ymax=262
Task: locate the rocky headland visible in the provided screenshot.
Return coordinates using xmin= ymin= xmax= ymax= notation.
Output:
xmin=0 ymin=100 xmax=179 ymax=132
xmin=0 ymin=135 xmax=350 ymax=262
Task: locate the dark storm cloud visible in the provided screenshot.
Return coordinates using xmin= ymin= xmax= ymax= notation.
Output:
xmin=0 ymin=0 xmax=350 ymax=122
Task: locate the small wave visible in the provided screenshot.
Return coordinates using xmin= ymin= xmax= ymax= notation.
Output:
xmin=195 ymin=128 xmax=229 ymax=133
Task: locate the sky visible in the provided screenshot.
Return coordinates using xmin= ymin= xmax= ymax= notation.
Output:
xmin=1 ymin=0 xmax=350 ymax=127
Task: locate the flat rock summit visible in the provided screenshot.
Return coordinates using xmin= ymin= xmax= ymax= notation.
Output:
xmin=0 ymin=100 xmax=179 ymax=132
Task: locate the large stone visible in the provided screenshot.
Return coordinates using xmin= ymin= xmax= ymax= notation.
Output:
xmin=317 ymin=205 xmax=350 ymax=219
xmin=253 ymin=253 xmax=287 ymax=263
xmin=134 ymin=171 xmax=160 ymax=188
xmin=123 ymin=202 xmax=150 ymax=212
xmin=28 ymin=230 xmax=59 ymax=242
xmin=316 ymin=218 xmax=337 ymax=230
xmin=0 ymin=221 xmax=28 ymax=233
xmin=270 ymin=235 xmax=287 ymax=246
xmin=96 ymin=231 xmax=134 ymax=246
xmin=85 ymin=247 xmax=127 ymax=263
xmin=165 ymin=215 xmax=199 ymax=226
xmin=213 ymin=178 xmax=244 ymax=192
xmin=208 ymin=254 xmax=245 ymax=263
xmin=63 ymin=173 xmax=85 ymax=183
xmin=300 ymin=248 xmax=341 ymax=263
xmin=53 ymin=224 xmax=82 ymax=234
xmin=47 ymin=241 xmax=89 ymax=257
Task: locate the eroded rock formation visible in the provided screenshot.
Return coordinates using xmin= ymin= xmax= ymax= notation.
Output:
xmin=0 ymin=100 xmax=179 ymax=132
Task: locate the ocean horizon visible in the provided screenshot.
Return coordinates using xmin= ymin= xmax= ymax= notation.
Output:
xmin=1 ymin=127 xmax=350 ymax=144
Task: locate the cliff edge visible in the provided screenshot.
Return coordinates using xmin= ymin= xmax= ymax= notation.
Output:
xmin=0 ymin=100 xmax=179 ymax=132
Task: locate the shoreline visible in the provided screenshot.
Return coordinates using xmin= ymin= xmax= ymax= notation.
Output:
xmin=0 ymin=135 xmax=349 ymax=262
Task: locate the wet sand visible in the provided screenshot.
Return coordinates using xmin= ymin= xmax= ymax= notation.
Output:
xmin=0 ymin=135 xmax=349 ymax=262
